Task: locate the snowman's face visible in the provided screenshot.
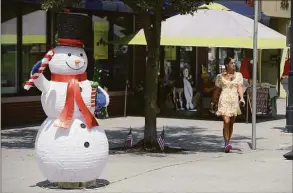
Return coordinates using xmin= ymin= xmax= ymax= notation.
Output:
xmin=49 ymin=46 xmax=88 ymax=75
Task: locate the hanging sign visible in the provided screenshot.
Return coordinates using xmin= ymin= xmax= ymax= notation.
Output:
xmin=94 ymin=21 xmax=109 ymax=60
xmin=164 ymin=46 xmax=176 ymax=61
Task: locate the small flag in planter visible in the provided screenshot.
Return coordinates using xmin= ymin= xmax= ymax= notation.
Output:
xmin=158 ymin=127 xmax=165 ymax=151
xmin=125 ymin=127 xmax=133 ymax=148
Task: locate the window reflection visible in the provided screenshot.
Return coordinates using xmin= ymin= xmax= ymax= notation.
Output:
xmin=1 ymin=6 xmax=17 ymax=93
xmin=111 ymin=15 xmax=133 ymax=91
xmin=22 ymin=10 xmax=47 ymax=85
xmin=93 ymin=15 xmax=133 ymax=91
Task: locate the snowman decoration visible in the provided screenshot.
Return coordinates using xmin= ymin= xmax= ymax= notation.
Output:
xmin=24 ymin=13 xmax=109 ymax=183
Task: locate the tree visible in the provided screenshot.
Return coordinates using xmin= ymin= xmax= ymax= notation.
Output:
xmin=41 ymin=0 xmax=83 ymax=11
xmin=122 ymin=0 xmax=212 ymax=150
xmin=42 ymin=0 xmax=213 ymax=150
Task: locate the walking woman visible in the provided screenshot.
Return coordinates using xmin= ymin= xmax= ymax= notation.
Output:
xmin=211 ymin=57 xmax=245 ymax=153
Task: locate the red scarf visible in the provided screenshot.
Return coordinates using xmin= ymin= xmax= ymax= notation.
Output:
xmin=51 ymin=72 xmax=99 ymax=129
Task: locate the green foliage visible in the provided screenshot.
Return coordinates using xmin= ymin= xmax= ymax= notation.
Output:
xmin=164 ymin=0 xmax=213 ymax=15
xmin=41 ymin=0 xmax=83 ymax=11
xmin=92 ymin=61 xmax=101 ymax=84
xmin=124 ymin=0 xmax=213 ymax=15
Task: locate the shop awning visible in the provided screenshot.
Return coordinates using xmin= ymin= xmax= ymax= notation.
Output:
xmin=1 ymin=11 xmax=125 ymax=44
xmin=114 ymin=3 xmax=287 ymax=49
xmin=1 ymin=35 xmax=46 ymax=44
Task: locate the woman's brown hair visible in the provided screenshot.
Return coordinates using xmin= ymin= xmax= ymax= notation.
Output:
xmin=224 ymin=57 xmax=233 ymax=69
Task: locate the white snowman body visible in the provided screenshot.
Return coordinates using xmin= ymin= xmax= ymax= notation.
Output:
xmin=35 ymin=118 xmax=109 ymax=182
xmin=33 ymin=46 xmax=109 ymax=182
xmin=41 ymin=80 xmax=94 ymax=118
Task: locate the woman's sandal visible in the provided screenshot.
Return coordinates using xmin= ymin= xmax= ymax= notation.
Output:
xmin=224 ymin=143 xmax=232 ymax=153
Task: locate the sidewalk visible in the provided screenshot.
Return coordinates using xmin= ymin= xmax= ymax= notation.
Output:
xmin=1 ymin=99 xmax=292 ymax=193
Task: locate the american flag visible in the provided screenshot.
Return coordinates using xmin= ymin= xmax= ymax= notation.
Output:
xmin=158 ymin=128 xmax=165 ymax=151
xmin=124 ymin=127 xmax=133 ymax=148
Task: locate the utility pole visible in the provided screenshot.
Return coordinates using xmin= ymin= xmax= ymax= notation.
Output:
xmin=283 ymin=0 xmax=293 ymax=160
xmin=252 ymin=0 xmax=259 ymax=150
xmin=285 ymin=0 xmax=293 ymax=133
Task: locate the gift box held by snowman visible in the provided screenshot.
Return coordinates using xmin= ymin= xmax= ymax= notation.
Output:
xmin=24 ymin=13 xmax=109 ymax=183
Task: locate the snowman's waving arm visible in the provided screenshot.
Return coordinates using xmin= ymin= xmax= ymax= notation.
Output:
xmin=94 ymin=86 xmax=110 ymax=118
xmin=31 ymin=60 xmax=50 ymax=94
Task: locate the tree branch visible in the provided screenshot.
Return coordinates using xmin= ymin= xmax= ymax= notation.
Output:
xmin=122 ymin=0 xmax=143 ymax=12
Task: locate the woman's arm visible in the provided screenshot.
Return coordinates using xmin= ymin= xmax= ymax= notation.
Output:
xmin=237 ymin=73 xmax=244 ymax=99
xmin=212 ymin=87 xmax=220 ymax=103
xmin=212 ymin=74 xmax=221 ymax=103
xmin=238 ymin=84 xmax=244 ymax=99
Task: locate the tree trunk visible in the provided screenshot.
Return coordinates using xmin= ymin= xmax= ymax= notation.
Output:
xmin=144 ymin=45 xmax=160 ymax=149
xmin=142 ymin=9 xmax=162 ymax=149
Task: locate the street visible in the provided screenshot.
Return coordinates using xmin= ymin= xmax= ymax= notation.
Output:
xmin=1 ymin=99 xmax=292 ymax=193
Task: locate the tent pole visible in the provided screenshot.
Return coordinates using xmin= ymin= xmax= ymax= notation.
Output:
xmin=252 ymin=0 xmax=259 ymax=150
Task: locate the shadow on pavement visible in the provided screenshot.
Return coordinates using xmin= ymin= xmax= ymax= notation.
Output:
xmin=107 ymin=126 xmax=264 ymax=154
xmin=1 ymin=128 xmax=37 ymax=149
xmin=1 ymin=126 xmax=265 ymax=154
xmin=31 ymin=179 xmax=110 ymax=189
xmin=272 ymin=126 xmax=289 ymax=133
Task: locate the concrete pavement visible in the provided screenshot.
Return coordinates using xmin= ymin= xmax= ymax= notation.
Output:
xmin=1 ymin=99 xmax=292 ymax=193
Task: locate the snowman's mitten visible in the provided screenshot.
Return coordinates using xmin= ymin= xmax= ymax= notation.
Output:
xmin=94 ymin=106 xmax=103 ymax=118
xmin=95 ymin=86 xmax=110 ymax=108
xmin=30 ymin=60 xmax=42 ymax=76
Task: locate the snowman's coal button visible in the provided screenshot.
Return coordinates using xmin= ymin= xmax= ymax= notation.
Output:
xmin=80 ymin=123 xmax=86 ymax=128
xmin=84 ymin=142 xmax=90 ymax=148
xmin=80 ymin=87 xmax=82 ymax=92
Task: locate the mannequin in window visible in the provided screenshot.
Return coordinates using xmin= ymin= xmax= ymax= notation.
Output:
xmin=183 ymin=66 xmax=194 ymax=110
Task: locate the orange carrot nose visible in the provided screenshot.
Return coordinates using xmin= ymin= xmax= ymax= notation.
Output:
xmin=75 ymin=59 xmax=80 ymax=64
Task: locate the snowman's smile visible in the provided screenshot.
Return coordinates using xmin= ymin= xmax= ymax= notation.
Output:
xmin=66 ymin=61 xmax=85 ymax=70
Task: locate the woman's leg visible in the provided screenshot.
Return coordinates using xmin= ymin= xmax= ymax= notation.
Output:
xmin=222 ymin=115 xmax=233 ymax=153
xmin=228 ymin=116 xmax=237 ymax=141
xmin=222 ymin=116 xmax=230 ymax=144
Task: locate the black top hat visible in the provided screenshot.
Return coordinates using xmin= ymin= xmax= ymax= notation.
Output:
xmin=56 ymin=12 xmax=92 ymax=48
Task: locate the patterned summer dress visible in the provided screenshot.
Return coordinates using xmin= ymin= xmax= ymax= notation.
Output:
xmin=215 ymin=72 xmax=244 ymax=117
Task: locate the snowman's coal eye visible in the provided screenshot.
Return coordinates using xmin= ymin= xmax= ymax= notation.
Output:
xmin=80 ymin=53 xmax=83 ymax=57
xmin=68 ymin=53 xmax=71 ymax=56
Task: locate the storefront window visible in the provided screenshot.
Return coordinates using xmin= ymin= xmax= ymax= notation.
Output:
xmin=92 ymin=15 xmax=110 ymax=89
xmin=22 ymin=10 xmax=47 ymax=88
xmin=93 ymin=15 xmax=133 ymax=91
xmin=206 ymin=47 xmax=217 ymax=80
xmin=1 ymin=7 xmax=18 ymax=94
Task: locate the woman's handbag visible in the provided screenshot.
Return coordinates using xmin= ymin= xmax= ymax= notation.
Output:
xmin=209 ymin=101 xmax=218 ymax=114
xmin=209 ymin=88 xmax=221 ymax=115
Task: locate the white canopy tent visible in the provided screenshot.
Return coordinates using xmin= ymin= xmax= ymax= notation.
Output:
xmin=119 ymin=3 xmax=287 ymax=49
